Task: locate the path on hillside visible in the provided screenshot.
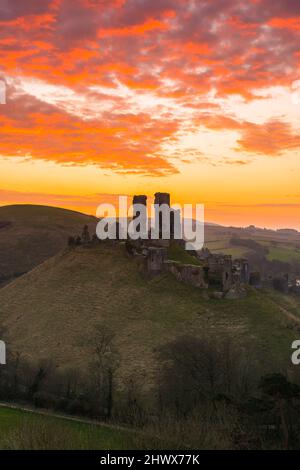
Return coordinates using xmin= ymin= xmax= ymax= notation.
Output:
xmin=269 ymin=298 xmax=300 ymax=327
xmin=279 ymin=307 xmax=300 ymax=326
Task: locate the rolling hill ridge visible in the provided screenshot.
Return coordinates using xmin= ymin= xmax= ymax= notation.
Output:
xmin=0 ymin=204 xmax=96 ymax=285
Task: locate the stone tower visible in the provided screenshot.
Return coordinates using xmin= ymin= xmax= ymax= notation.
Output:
xmin=154 ymin=192 xmax=171 ymax=239
xmin=233 ymin=258 xmax=250 ymax=284
xmin=133 ymin=195 xmax=147 ymax=216
xmin=206 ymin=254 xmax=233 ymax=291
xmin=132 ymin=195 xmax=147 ymax=238
xmin=154 ymin=192 xmax=170 ymax=207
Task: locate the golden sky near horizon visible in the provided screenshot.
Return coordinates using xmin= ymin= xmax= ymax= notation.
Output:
xmin=1 ymin=0 xmax=300 ymax=228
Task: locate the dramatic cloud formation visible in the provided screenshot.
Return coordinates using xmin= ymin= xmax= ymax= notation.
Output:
xmin=0 ymin=83 xmax=179 ymax=175
xmin=0 ymin=1 xmax=300 ymax=227
xmin=0 ymin=0 xmax=300 ymax=175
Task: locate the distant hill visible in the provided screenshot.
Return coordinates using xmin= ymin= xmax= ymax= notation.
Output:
xmin=277 ymin=228 xmax=299 ymax=235
xmin=0 ymin=205 xmax=97 ymax=285
xmin=0 ymin=242 xmax=298 ymax=384
xmin=204 ymin=223 xmax=300 ymax=263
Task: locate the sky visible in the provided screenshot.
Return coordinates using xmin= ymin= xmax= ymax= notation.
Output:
xmin=0 ymin=0 xmax=300 ymax=228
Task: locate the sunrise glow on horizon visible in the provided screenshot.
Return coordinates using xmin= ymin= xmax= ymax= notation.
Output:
xmin=1 ymin=0 xmax=300 ymax=229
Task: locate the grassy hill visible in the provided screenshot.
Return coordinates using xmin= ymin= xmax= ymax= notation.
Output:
xmin=0 ymin=242 xmax=298 ymax=384
xmin=0 ymin=205 xmax=97 ymax=285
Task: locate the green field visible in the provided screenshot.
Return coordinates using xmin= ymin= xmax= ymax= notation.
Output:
xmin=266 ymin=246 xmax=300 ymax=263
xmin=205 ymin=232 xmax=300 ymax=263
xmin=0 ymin=407 xmax=143 ymax=450
xmin=207 ymin=246 xmax=250 ymax=258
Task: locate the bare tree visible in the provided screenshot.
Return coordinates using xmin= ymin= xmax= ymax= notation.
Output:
xmin=27 ymin=359 xmax=53 ymax=401
xmin=158 ymin=335 xmax=255 ymax=416
xmin=88 ymin=325 xmax=119 ymax=420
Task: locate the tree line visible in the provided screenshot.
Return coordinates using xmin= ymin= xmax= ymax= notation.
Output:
xmin=1 ymin=327 xmax=300 ymax=449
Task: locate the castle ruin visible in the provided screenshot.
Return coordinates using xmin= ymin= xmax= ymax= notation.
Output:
xmin=68 ymin=192 xmax=273 ymax=299
xmin=128 ymin=193 xmax=249 ymax=298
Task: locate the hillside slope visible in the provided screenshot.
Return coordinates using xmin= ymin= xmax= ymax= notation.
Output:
xmin=0 ymin=205 xmax=96 ymax=285
xmin=0 ymin=243 xmax=298 ymax=383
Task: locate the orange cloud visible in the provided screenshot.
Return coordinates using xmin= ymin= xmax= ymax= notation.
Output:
xmin=237 ymin=121 xmax=300 ymax=155
xmin=97 ymin=18 xmax=168 ymax=38
xmin=182 ymin=42 xmax=212 ymax=55
xmin=268 ymin=17 xmax=300 ymax=31
xmin=0 ymin=90 xmax=180 ymax=176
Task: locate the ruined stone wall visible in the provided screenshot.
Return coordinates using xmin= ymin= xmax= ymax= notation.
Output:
xmin=206 ymin=254 xmax=233 ymax=291
xmin=146 ymin=247 xmax=167 ymax=276
xmin=249 ymin=271 xmax=262 ymax=288
xmin=164 ymin=260 xmax=208 ymax=289
xmin=233 ymin=258 xmax=250 ymax=284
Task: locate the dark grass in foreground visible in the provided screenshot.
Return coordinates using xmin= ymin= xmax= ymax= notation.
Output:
xmin=0 ymin=407 xmax=145 ymax=450
xmin=0 ymin=405 xmax=249 ymax=450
